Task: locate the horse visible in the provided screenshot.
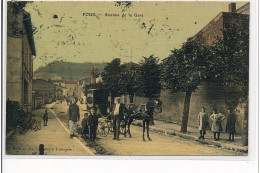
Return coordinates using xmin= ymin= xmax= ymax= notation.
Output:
xmin=122 ymin=98 xmax=162 ymax=141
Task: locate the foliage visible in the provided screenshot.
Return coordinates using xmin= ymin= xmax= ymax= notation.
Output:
xmin=161 ymin=17 xmax=249 ymax=133
xmin=101 ymin=56 xmax=161 ymax=99
xmin=118 ymin=63 xmax=140 ymax=96
xmin=161 ymin=17 xmax=249 ymax=95
xmin=136 ymin=55 xmax=161 ymax=98
xmin=101 ymin=59 xmax=140 ymax=98
xmin=161 ymin=39 xmax=213 ymax=93
xmin=214 ymin=18 xmax=249 ymax=98
xmin=102 ymin=58 xmax=122 ymax=96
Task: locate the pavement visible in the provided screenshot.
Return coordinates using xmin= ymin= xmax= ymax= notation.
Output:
xmin=6 ymin=103 xmax=94 ymax=155
xmin=132 ymin=119 xmax=248 ymax=153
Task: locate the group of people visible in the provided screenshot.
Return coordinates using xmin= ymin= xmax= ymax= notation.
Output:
xmin=68 ymin=96 xmax=237 ymax=143
xmin=81 ymin=107 xmax=99 ymax=143
xmin=198 ymin=107 xmax=236 ymax=142
xmin=68 ymin=97 xmax=128 ymax=143
xmin=65 ymin=97 xmax=84 ymax=106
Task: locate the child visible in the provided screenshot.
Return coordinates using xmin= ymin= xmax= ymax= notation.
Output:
xmin=198 ymin=107 xmax=209 ymax=139
xmin=81 ymin=113 xmax=89 ymax=139
xmin=43 ymin=109 xmax=48 ymax=126
xmin=88 ymin=107 xmax=99 ymax=143
xmin=226 ymin=109 xmax=236 ymax=142
xmin=210 ymin=108 xmax=225 ymax=141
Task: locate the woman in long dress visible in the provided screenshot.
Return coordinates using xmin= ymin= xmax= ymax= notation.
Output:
xmin=210 ymin=108 xmax=225 ymax=141
xmin=198 ymin=107 xmax=209 ymax=139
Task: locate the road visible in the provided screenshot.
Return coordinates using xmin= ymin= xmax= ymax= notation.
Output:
xmin=52 ymin=102 xmax=244 ymax=156
xmin=6 ymin=103 xmax=94 ymax=155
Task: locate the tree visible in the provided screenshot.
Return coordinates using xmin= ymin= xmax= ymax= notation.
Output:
xmin=135 ymin=55 xmax=161 ymax=125
xmin=102 ymin=58 xmax=122 ymax=97
xmin=118 ymin=63 xmax=140 ymax=103
xmin=213 ymin=18 xmax=249 ymax=146
xmin=136 ymin=55 xmax=161 ymax=98
xmin=161 ymin=17 xmax=249 ymax=142
xmin=161 ymin=39 xmax=213 ymax=132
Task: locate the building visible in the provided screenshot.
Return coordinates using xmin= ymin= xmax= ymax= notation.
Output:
xmin=33 ymin=72 xmax=63 ymax=81
xmin=7 ymin=2 xmax=36 ymax=112
xmin=32 ymin=91 xmax=44 ymax=110
xmin=32 ymin=79 xmax=56 ymax=104
xmin=32 ymin=79 xmax=64 ymax=108
xmin=64 ymin=80 xmax=81 ymax=99
xmin=51 ymin=80 xmax=65 ymax=99
xmin=236 ymin=2 xmax=249 ymax=14
xmin=193 ymin=3 xmax=249 ymax=46
xmin=55 ymin=84 xmax=64 ymax=100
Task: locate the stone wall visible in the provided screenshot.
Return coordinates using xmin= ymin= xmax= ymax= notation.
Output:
xmin=130 ymin=83 xmax=246 ymax=134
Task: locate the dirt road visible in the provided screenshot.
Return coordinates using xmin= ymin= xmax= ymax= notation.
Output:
xmin=52 ymin=102 xmax=244 ymax=156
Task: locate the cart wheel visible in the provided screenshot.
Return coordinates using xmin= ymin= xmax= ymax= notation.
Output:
xmin=98 ymin=122 xmax=109 ymax=137
xmin=107 ymin=121 xmax=113 ymax=132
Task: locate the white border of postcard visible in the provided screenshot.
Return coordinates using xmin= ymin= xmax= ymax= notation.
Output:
xmin=1 ymin=0 xmax=259 ymax=172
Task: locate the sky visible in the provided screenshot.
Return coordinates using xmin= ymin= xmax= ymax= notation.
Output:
xmin=23 ymin=1 xmax=248 ymax=71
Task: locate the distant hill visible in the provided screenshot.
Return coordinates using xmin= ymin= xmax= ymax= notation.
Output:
xmin=34 ymin=61 xmax=107 ymax=80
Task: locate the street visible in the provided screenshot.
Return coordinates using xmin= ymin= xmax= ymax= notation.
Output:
xmin=6 ymin=103 xmax=94 ymax=155
xmin=6 ymin=101 xmax=245 ymax=156
xmin=5 ymin=101 xmax=246 ymax=156
xmin=51 ymin=101 xmax=244 ymax=156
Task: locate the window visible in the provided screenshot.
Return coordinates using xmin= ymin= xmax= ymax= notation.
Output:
xmin=23 ymin=79 xmax=28 ymax=104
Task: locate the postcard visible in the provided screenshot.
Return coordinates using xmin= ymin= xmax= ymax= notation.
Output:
xmin=4 ymin=0 xmax=250 ymax=156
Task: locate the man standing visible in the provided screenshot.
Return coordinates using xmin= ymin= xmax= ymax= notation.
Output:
xmin=112 ymin=97 xmax=128 ymax=140
xmin=68 ymin=97 xmax=80 ymax=138
xmin=88 ymin=107 xmax=99 ymax=143
xmin=43 ymin=108 xmax=48 ymax=126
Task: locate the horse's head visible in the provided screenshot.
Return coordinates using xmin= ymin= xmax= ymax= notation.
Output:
xmin=153 ymin=98 xmax=162 ymax=114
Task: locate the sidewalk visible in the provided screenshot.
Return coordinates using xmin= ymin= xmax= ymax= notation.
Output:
xmin=133 ymin=119 xmax=248 ymax=153
xmin=6 ymin=103 xmax=94 ymax=155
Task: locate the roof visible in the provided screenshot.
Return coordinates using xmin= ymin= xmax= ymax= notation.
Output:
xmin=236 ymin=2 xmax=250 ymax=14
xmin=65 ymin=80 xmax=78 ymax=84
xmin=33 ymin=79 xmax=56 ymax=89
xmin=23 ymin=11 xmax=36 ymax=56
xmin=7 ymin=3 xmax=36 ymax=56
xmin=193 ymin=11 xmax=249 ymax=46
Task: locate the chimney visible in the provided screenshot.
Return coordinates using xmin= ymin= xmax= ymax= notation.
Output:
xmin=229 ymin=3 xmax=236 ymax=13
